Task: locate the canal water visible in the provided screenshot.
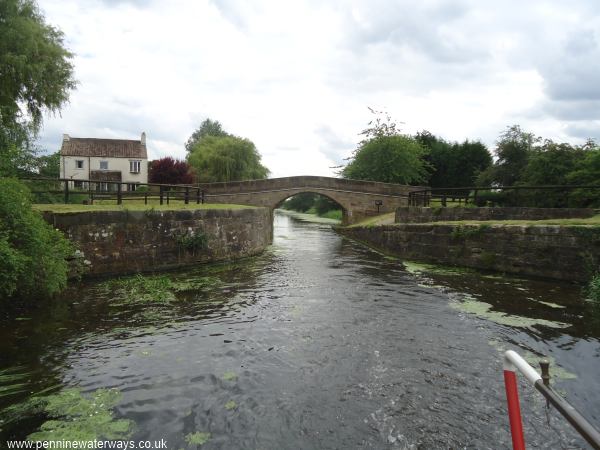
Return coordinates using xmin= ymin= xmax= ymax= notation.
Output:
xmin=1 ymin=211 xmax=599 ymax=449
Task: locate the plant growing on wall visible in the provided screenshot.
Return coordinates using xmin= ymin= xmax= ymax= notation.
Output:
xmin=176 ymin=231 xmax=208 ymax=254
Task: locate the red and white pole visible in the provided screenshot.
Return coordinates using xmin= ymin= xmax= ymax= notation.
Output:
xmin=503 ymin=350 xmax=542 ymax=450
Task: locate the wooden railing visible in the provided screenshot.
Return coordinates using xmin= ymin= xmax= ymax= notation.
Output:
xmin=19 ymin=177 xmax=205 ymax=205
xmin=408 ymin=185 xmax=600 ymax=208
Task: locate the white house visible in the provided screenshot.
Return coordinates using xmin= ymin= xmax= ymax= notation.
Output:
xmin=59 ymin=132 xmax=149 ymax=191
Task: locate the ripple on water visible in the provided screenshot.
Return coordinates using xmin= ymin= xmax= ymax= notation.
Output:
xmin=0 ymin=212 xmax=598 ymax=449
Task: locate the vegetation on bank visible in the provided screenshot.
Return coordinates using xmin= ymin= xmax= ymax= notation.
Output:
xmin=0 ymin=178 xmax=74 ymax=301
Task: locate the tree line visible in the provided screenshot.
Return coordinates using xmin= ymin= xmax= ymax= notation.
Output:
xmin=339 ymin=109 xmax=599 ymax=208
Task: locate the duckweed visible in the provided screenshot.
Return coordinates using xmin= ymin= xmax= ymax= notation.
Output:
xmin=222 ymin=372 xmax=237 ymax=381
xmin=452 ymin=297 xmax=569 ymax=329
xmin=185 ymin=431 xmax=211 ymax=446
xmin=224 ymin=400 xmax=237 ymax=410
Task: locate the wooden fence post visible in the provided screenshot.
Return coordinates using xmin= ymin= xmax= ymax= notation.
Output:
xmin=64 ymin=180 xmax=69 ymax=204
xmin=117 ymin=183 xmax=122 ymax=205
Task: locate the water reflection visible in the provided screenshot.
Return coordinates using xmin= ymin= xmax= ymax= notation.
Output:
xmin=0 ymin=211 xmax=598 ymax=449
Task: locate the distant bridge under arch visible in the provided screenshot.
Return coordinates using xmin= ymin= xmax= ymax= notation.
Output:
xmin=200 ymin=176 xmax=422 ymax=225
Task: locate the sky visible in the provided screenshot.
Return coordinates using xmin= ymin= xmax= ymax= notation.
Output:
xmin=36 ymin=0 xmax=600 ymax=178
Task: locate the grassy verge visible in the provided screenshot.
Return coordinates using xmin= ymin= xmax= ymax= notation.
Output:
xmin=32 ymin=202 xmax=255 ymax=213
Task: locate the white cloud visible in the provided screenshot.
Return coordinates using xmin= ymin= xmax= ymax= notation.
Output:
xmin=36 ymin=0 xmax=600 ymax=175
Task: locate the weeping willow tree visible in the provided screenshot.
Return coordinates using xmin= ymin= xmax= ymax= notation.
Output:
xmin=187 ymin=135 xmax=270 ymax=182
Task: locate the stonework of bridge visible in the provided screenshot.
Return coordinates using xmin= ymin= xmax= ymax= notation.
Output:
xmin=199 ymin=176 xmax=423 ymax=225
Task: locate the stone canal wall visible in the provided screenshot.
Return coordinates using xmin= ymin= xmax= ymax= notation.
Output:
xmin=42 ymin=208 xmax=272 ymax=277
xmin=395 ymin=207 xmax=596 ymax=223
xmin=338 ymin=223 xmax=600 ymax=282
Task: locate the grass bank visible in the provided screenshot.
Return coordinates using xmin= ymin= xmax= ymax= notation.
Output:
xmin=346 ymin=213 xmax=600 ymax=228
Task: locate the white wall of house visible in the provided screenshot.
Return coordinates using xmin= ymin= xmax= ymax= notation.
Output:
xmin=60 ymin=156 xmax=148 ymax=189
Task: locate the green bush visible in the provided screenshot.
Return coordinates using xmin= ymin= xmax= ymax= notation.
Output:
xmin=0 ymin=178 xmax=73 ymax=301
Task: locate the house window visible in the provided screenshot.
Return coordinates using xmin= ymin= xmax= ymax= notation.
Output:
xmin=74 ymin=180 xmax=83 ymax=189
xmin=129 ymin=160 xmax=141 ymax=173
xmin=128 ymin=183 xmax=138 ymax=192
xmin=75 ymin=160 xmax=84 ymax=169
xmin=100 ymin=161 xmax=108 ymax=170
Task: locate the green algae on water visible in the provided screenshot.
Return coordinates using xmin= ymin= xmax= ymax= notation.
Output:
xmin=224 ymin=400 xmax=237 ymax=410
xmin=222 ymin=371 xmax=237 ymax=381
xmin=402 ymin=261 xmax=475 ymax=276
xmin=185 ymin=431 xmax=211 ymax=446
xmin=452 ymin=297 xmax=569 ymax=329
xmin=25 ymin=388 xmax=134 ymax=442
xmin=100 ymin=274 xmax=222 ymax=306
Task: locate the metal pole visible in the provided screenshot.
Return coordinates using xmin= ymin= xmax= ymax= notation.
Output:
xmin=196 ymin=188 xmax=200 ymax=204
xmin=117 ymin=183 xmax=122 ymax=205
xmin=534 ymin=381 xmax=600 ymax=449
xmin=185 ymin=186 xmax=189 ymax=204
xmin=160 ymin=186 xmax=164 ymax=205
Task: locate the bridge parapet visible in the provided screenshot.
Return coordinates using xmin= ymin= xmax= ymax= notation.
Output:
xmin=199 ymin=175 xmax=421 ymax=197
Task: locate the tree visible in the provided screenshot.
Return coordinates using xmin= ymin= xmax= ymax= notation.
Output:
xmin=0 ymin=1 xmax=75 ymax=301
xmin=520 ymin=141 xmax=584 ymax=186
xmin=566 ymin=146 xmax=600 ymax=207
xmin=340 ymin=109 xmax=430 ymax=184
xmin=477 ymin=125 xmax=538 ymax=186
xmin=187 ymin=135 xmax=270 ymax=182
xmin=0 ymin=0 xmax=76 ymax=176
xmin=185 ymin=119 xmax=229 ymax=153
xmin=149 ymin=157 xmax=195 ymax=185
xmin=281 ymin=193 xmax=318 ymax=212
xmin=35 ymin=151 xmax=61 ymax=178
xmin=0 ymin=178 xmax=73 ymax=301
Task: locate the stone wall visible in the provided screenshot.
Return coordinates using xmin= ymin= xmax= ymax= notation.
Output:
xmin=395 ymin=207 xmax=596 ymax=223
xmin=338 ymin=223 xmax=600 ymax=282
xmin=42 ymin=208 xmax=272 ymax=277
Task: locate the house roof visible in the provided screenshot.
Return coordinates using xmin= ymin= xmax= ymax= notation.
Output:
xmin=60 ymin=136 xmax=147 ymax=159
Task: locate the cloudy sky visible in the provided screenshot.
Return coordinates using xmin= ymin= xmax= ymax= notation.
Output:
xmin=37 ymin=0 xmax=600 ymax=177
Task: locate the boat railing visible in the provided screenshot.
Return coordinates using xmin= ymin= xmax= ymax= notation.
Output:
xmin=503 ymin=350 xmax=600 ymax=449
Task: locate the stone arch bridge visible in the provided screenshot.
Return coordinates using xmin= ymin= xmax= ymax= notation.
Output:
xmin=200 ymin=176 xmax=422 ymax=225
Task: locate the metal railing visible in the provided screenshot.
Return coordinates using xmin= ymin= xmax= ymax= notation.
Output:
xmin=503 ymin=350 xmax=600 ymax=449
xmin=19 ymin=177 xmax=205 ymax=206
xmin=409 ymin=185 xmax=600 ymax=208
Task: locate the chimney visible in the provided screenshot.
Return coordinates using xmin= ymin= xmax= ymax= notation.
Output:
xmin=63 ymin=133 xmax=70 ymax=142
xmin=141 ymin=132 xmax=146 ymax=145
